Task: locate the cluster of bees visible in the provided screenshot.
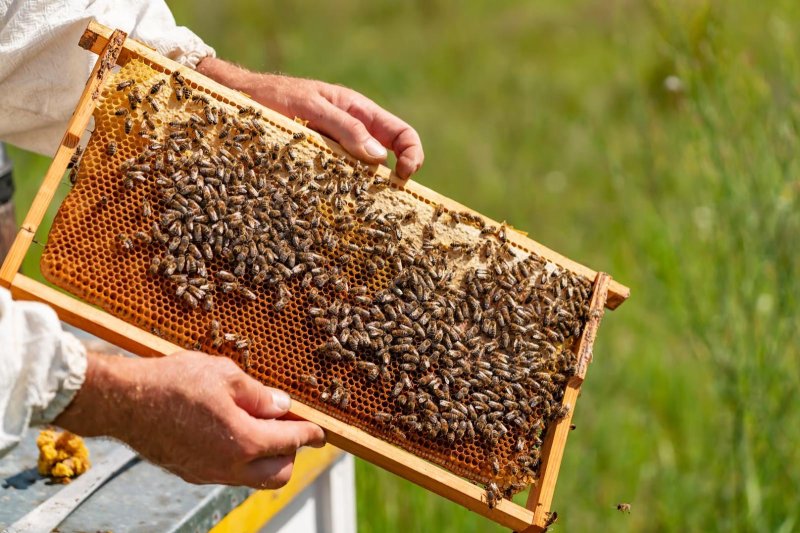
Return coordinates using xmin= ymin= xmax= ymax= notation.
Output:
xmin=93 ymin=69 xmax=593 ymax=507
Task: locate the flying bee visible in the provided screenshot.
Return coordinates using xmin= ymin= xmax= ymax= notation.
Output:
xmin=106 ymin=141 xmax=117 ymax=156
xmin=616 ymin=503 xmax=631 ymax=514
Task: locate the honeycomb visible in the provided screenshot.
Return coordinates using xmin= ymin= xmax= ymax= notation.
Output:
xmin=41 ymin=58 xmax=594 ymax=501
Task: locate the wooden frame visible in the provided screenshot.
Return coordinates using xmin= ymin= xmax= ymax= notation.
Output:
xmin=0 ymin=21 xmax=628 ymax=532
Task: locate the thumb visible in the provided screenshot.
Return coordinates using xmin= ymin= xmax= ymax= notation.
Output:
xmin=232 ymin=375 xmax=292 ymax=419
xmin=313 ymin=99 xmax=388 ymax=164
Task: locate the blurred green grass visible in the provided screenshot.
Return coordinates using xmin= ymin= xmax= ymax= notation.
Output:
xmin=8 ymin=0 xmax=800 ymax=531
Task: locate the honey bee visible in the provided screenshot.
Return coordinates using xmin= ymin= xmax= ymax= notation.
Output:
xmin=106 ymin=141 xmax=117 ymax=156
xmin=67 ymin=146 xmax=83 ymax=171
xmin=292 ymin=131 xmax=306 ymax=141
xmin=172 ymin=70 xmax=186 ymax=86
xmin=150 ymin=79 xmax=166 ymax=94
xmin=616 ymin=503 xmax=631 ymax=514
xmin=485 ymin=482 xmax=500 ymax=509
xmin=134 ymin=231 xmax=151 ymax=244
xmin=490 ymin=455 xmax=500 ymax=475
xmin=142 ymin=112 xmax=156 ymax=130
xmin=114 ymin=107 xmax=128 ymax=116
xmin=116 ymin=233 xmax=134 ymax=251
xmin=208 ymin=320 xmax=223 ymax=347
xmin=182 ymin=291 xmax=199 ymax=309
xmin=300 ymin=374 xmax=319 ymax=387
xmin=116 ymin=79 xmax=134 ymax=90
xmin=422 ymin=223 xmax=435 ymax=241
xmin=124 ymin=118 xmax=133 ymax=134
xmin=372 ymin=412 xmax=392 ymax=423
xmin=127 ymin=88 xmax=142 ymax=110
xmin=146 ymin=95 xmax=161 ymax=113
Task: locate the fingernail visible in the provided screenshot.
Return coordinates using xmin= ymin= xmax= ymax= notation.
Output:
xmin=272 ymin=391 xmax=291 ymax=411
xmin=364 ymin=138 xmax=387 ymax=158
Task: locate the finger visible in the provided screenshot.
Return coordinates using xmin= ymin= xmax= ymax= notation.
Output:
xmin=246 ymin=418 xmax=327 ymax=456
xmin=336 ymin=94 xmax=424 ymax=179
xmin=230 ymin=375 xmax=292 ymax=420
xmin=309 ymin=98 xmax=388 ymax=164
xmin=239 ymin=454 xmax=295 ymax=489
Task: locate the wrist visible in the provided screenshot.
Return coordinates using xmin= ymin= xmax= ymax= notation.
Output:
xmin=197 ymin=57 xmax=259 ymax=93
xmin=54 ymin=352 xmax=143 ymax=441
xmin=196 ymin=57 xmax=286 ymax=114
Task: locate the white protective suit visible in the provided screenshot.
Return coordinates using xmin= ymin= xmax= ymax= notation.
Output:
xmin=0 ymin=0 xmax=215 ymax=456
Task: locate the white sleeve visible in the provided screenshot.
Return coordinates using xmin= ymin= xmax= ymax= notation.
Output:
xmin=0 ymin=0 xmax=216 ymax=156
xmin=0 ymin=287 xmax=87 ymax=458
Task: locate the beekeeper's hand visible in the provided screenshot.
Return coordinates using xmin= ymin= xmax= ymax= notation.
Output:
xmin=54 ymin=351 xmax=325 ymax=489
xmin=197 ymin=57 xmax=424 ymax=179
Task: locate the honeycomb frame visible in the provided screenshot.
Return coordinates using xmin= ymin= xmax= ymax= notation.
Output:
xmin=0 ymin=22 xmax=629 ymax=533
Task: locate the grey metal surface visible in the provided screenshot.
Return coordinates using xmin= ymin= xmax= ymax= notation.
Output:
xmin=6 ymin=447 xmax=138 ymax=533
xmin=0 ymin=433 xmax=252 ymax=532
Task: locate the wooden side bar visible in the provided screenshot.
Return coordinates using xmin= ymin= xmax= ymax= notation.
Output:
xmin=0 ymin=30 xmax=127 ymax=288
xmin=79 ymin=21 xmax=630 ymax=310
xmin=523 ymin=273 xmax=611 ymax=532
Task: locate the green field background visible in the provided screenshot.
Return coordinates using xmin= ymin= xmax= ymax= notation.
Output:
xmin=8 ymin=1 xmax=799 ymax=531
